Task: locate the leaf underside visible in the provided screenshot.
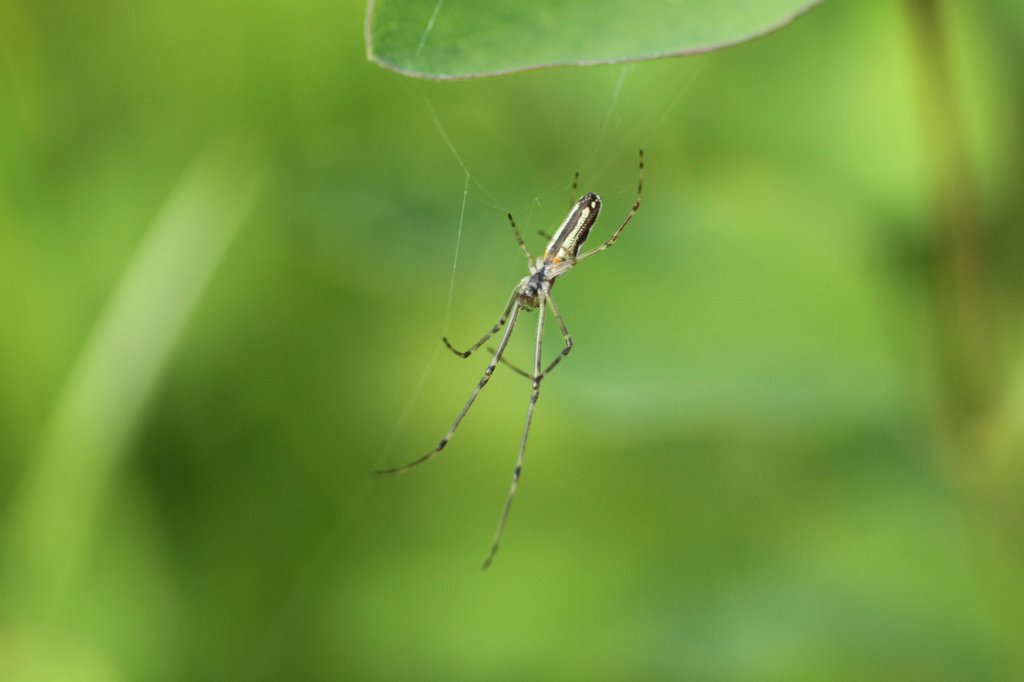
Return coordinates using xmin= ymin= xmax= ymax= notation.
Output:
xmin=366 ymin=0 xmax=824 ymax=79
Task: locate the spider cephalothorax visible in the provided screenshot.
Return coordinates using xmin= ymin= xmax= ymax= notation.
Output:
xmin=515 ymin=271 xmax=549 ymax=310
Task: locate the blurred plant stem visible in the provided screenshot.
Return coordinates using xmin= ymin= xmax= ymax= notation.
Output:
xmin=908 ymin=0 xmax=1023 ymax=669
xmin=908 ymin=0 xmax=997 ymax=454
xmin=1 ymin=139 xmax=267 ymax=628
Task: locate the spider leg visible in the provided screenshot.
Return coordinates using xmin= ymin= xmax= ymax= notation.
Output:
xmin=506 ymin=212 xmax=533 ymax=262
xmin=483 ymin=298 xmax=545 ymax=568
xmin=443 ymin=290 xmax=518 ymax=358
xmin=489 ymin=351 xmax=531 ymax=379
xmin=538 ymin=294 xmax=573 ymax=376
xmin=487 ymin=293 xmax=572 ymax=379
xmin=375 ymin=303 xmax=522 ymax=476
xmin=576 ymin=149 xmax=644 ymax=262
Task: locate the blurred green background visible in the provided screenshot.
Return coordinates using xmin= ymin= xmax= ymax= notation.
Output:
xmin=2 ymin=0 xmax=1023 ymax=679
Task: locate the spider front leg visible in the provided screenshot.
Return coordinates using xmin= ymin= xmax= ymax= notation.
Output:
xmin=576 ymin=149 xmax=644 ymax=262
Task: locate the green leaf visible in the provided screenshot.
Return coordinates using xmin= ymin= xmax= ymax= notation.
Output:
xmin=366 ymin=0 xmax=824 ymax=79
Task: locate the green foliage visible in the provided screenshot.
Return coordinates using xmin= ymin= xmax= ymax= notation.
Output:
xmin=367 ymin=0 xmax=823 ymax=78
xmin=1 ymin=0 xmax=1023 ymax=680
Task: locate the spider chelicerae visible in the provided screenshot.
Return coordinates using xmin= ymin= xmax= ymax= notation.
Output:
xmin=377 ymin=150 xmax=644 ymax=568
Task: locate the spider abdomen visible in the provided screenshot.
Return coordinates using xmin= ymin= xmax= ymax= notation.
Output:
xmin=544 ymin=192 xmax=601 ymax=263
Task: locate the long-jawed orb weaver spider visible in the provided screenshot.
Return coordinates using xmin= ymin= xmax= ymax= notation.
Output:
xmin=376 ymin=150 xmax=644 ymax=568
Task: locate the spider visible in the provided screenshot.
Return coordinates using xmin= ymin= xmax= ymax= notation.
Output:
xmin=376 ymin=150 xmax=644 ymax=568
